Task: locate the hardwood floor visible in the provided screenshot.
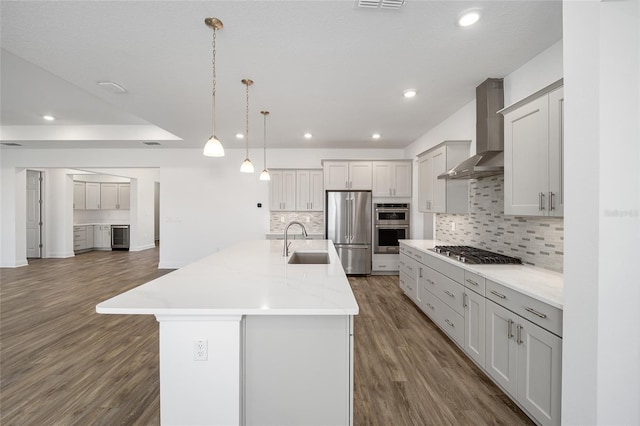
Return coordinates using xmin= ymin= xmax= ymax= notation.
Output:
xmin=1 ymin=249 xmax=533 ymax=425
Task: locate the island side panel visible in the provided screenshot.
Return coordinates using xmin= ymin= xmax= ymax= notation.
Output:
xmin=244 ymin=315 xmax=353 ymax=426
xmin=156 ymin=315 xmax=243 ymax=426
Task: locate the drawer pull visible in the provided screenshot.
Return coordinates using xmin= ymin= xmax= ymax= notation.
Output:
xmin=490 ymin=290 xmax=506 ymax=299
xmin=525 ymin=307 xmax=548 ymax=319
xmin=465 ymin=278 xmax=479 ymax=286
xmin=507 ymin=319 xmax=514 ymax=339
xmin=415 ymin=254 xmax=422 ymax=259
xmin=463 ymin=293 xmax=468 ymax=308
xmin=427 ymin=303 xmax=434 ymax=310
xmin=445 ymin=319 xmax=454 ymax=328
xmin=516 ymin=324 xmax=523 ymax=345
xmin=444 ymin=290 xmax=455 ymax=298
xmin=427 ymin=279 xmax=434 ymax=285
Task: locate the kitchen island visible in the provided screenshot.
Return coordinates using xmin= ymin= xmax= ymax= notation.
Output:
xmin=97 ymin=239 xmax=358 ymax=426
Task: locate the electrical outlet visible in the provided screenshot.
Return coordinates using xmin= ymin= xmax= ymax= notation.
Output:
xmin=451 ymin=222 xmax=456 ymax=231
xmin=280 ymin=216 xmax=285 ymax=223
xmin=193 ymin=339 xmax=208 ymax=361
xmin=306 ymin=216 xmax=310 ymax=223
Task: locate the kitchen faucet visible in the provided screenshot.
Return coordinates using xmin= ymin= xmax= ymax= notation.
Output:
xmin=283 ymin=221 xmax=308 ymax=256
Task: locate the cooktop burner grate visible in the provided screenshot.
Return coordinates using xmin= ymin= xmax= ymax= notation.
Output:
xmin=431 ymin=245 xmax=522 ymax=265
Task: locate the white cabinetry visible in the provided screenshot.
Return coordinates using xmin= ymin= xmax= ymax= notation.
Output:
xmin=73 ymin=225 xmax=94 ymax=253
xmin=502 ymin=81 xmax=563 ymax=217
xmin=85 ymin=183 xmax=101 ymax=210
xmin=372 ymin=161 xmax=412 ymax=197
xmin=464 ymin=288 xmax=486 ymax=368
xmin=417 ymin=141 xmax=470 ymax=213
xmin=93 ymin=225 xmax=112 ymax=250
xmin=269 ymin=170 xmax=296 ymax=211
xmin=101 ymin=183 xmax=130 ymax=210
xmin=73 ymin=182 xmax=86 ymax=210
xmin=323 ymin=161 xmax=372 ymax=190
xmin=296 ymin=170 xmax=323 ymax=211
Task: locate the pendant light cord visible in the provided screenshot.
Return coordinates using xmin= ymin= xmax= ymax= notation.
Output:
xmin=211 ymin=26 xmax=217 ymax=137
xmin=263 ymin=112 xmax=267 ymax=166
xmin=245 ymin=81 xmax=250 ymax=158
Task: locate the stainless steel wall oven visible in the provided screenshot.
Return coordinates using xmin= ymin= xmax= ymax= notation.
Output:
xmin=374 ymin=203 xmax=410 ymax=254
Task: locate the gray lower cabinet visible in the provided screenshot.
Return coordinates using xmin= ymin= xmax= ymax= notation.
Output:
xmin=486 ymin=300 xmax=562 ymax=426
xmin=399 ymin=243 xmax=562 ymax=426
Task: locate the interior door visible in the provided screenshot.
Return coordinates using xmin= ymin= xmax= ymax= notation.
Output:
xmin=26 ymin=170 xmax=42 ymax=258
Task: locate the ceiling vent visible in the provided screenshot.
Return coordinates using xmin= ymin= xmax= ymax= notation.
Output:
xmin=97 ymin=81 xmax=128 ymax=94
xmin=143 ymin=141 xmax=161 ymax=146
xmin=357 ymin=0 xmax=406 ymax=9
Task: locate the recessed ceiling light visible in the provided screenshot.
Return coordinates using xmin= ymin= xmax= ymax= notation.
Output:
xmin=372 ymin=133 xmax=381 ymax=140
xmin=304 ymin=133 xmax=312 ymax=139
xmin=42 ymin=115 xmax=55 ymax=121
xmin=403 ymin=89 xmax=417 ymax=98
xmin=236 ymin=133 xmax=244 ymax=139
xmin=458 ymin=10 xmax=481 ymax=27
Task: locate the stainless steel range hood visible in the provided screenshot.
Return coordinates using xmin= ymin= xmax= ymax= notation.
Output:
xmin=438 ymin=78 xmax=504 ymax=180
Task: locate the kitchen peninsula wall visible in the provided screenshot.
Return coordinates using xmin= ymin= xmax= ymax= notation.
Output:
xmin=436 ymin=176 xmax=563 ymax=272
xmin=270 ymin=212 xmax=324 ymax=234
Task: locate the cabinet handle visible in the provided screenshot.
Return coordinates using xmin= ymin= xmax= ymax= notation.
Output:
xmin=393 ymin=189 xmax=396 ymax=196
xmin=310 ymin=202 xmax=313 ymax=209
xmin=463 ymin=293 xmax=468 ymax=308
xmin=465 ymin=278 xmax=479 ymax=286
xmin=490 ymin=290 xmax=506 ymax=299
xmin=345 ymin=181 xmax=349 ymax=189
xmin=444 ymin=290 xmax=455 ymax=298
xmin=507 ymin=319 xmax=514 ymax=339
xmin=516 ymin=324 xmax=523 ymax=345
xmin=427 ymin=303 xmax=434 ymax=310
xmin=418 ymin=267 xmax=423 ymax=278
xmin=427 ymin=279 xmax=434 ymax=285
xmin=549 ymin=192 xmax=555 ymax=211
xmin=525 ymin=307 xmax=548 ymax=319
xmin=539 ymin=192 xmax=545 ymax=210
xmin=445 ymin=319 xmax=454 ymax=328
xmin=415 ymin=254 xmax=422 ymax=259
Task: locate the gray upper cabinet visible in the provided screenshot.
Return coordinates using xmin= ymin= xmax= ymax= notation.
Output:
xmin=502 ymin=81 xmax=563 ymax=217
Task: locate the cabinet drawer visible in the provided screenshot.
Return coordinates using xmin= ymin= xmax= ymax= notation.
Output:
xmin=432 ymin=269 xmax=465 ymax=316
xmin=420 ymin=291 xmax=438 ymax=322
xmin=486 ymin=280 xmax=563 ymax=337
xmin=73 ymin=225 xmax=85 ymax=232
xmin=373 ymin=258 xmax=399 ymax=272
xmin=433 ymin=296 xmax=464 ymax=347
xmin=74 ymin=230 xmax=86 ymax=240
xmin=399 ymin=272 xmax=417 ymax=301
xmin=399 ymin=255 xmax=418 ymax=277
xmin=422 ymin=253 xmax=465 ymax=284
xmin=463 ymin=270 xmax=486 ymax=296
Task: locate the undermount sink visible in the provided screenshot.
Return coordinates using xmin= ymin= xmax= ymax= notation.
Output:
xmin=287 ymin=251 xmax=330 ymax=265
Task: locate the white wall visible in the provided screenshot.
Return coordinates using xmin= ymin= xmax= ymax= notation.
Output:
xmin=404 ymin=40 xmax=564 ymax=240
xmin=0 ymin=147 xmax=404 ymax=268
xmin=563 ymin=1 xmax=640 ymax=425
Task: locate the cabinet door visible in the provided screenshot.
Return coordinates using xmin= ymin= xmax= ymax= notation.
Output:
xmin=73 ymin=182 xmax=86 ymax=210
xmin=464 ymin=290 xmax=486 ymax=368
xmin=101 ymin=226 xmax=112 ymax=249
xmin=504 ymin=96 xmax=550 ymax=215
xmin=282 ymin=170 xmax=296 ymax=210
xmin=547 ymin=87 xmax=564 ymax=217
xmin=309 ymin=170 xmax=324 ymax=211
xmin=100 ymin=183 xmax=118 ymax=210
xmin=392 ymin=162 xmax=412 ymax=197
xmin=86 ymin=225 xmax=94 ymax=248
xmin=323 ymin=162 xmax=349 ymax=190
xmin=118 ymin=184 xmax=130 ymax=210
xmin=485 ymin=300 xmax=518 ymax=395
xmin=430 ymin=148 xmax=446 ymax=213
xmin=94 ymin=225 xmax=102 ymax=248
xmin=270 ymin=170 xmax=284 ymax=211
xmin=85 ymin=183 xmax=101 ymax=210
xmin=348 ymin=161 xmax=372 ymax=190
xmin=296 ymin=170 xmax=311 ymax=211
xmin=516 ymin=317 xmax=562 ymax=426
xmin=418 ymin=155 xmax=432 ymax=212
xmin=372 ymin=162 xmax=392 ymax=197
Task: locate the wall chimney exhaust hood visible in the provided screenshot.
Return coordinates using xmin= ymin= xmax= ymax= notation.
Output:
xmin=438 ymin=78 xmax=504 ymax=180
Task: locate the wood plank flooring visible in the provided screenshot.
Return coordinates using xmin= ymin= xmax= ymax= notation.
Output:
xmin=1 ymin=249 xmax=533 ymax=425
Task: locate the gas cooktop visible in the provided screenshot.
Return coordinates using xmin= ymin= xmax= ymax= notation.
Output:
xmin=430 ymin=245 xmax=522 ymax=265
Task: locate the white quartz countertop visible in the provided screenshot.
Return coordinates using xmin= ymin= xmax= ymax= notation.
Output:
xmin=74 ymin=222 xmax=129 ymax=226
xmin=400 ymin=240 xmax=564 ymax=309
xmin=96 ymin=240 xmax=358 ymax=316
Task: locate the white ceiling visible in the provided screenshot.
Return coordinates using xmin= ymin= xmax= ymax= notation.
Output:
xmin=0 ymin=1 xmax=562 ymax=150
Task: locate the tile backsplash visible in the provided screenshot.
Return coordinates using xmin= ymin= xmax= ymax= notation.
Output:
xmin=436 ymin=176 xmax=563 ymax=272
xmin=270 ymin=212 xmax=325 ymax=234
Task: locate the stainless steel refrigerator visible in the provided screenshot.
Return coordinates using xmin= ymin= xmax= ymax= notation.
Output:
xmin=326 ymin=191 xmax=372 ymax=275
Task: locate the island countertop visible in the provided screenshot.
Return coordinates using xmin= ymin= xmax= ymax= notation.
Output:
xmin=96 ymin=239 xmax=358 ymax=316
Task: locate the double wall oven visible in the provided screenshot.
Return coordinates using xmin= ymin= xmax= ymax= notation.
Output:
xmin=374 ymin=203 xmax=410 ymax=254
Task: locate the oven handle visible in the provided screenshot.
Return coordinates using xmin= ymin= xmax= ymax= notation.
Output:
xmin=374 ymin=224 xmax=409 ymax=229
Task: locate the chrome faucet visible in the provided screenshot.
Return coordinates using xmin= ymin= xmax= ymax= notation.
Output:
xmin=283 ymin=221 xmax=308 ymax=256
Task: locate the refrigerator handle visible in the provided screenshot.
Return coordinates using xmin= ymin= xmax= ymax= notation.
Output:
xmin=345 ymin=196 xmax=350 ymax=242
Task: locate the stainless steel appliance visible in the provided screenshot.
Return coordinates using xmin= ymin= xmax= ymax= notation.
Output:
xmin=374 ymin=203 xmax=410 ymax=254
xmin=111 ymin=225 xmax=130 ymax=250
xmin=326 ymin=191 xmax=372 ymax=275
xmin=430 ymin=245 xmax=522 ymax=264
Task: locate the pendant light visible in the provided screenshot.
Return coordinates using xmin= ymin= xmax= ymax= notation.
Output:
xmin=203 ymin=17 xmax=224 ymax=157
xmin=240 ymin=79 xmax=255 ymax=173
xmin=259 ymin=111 xmax=271 ymax=181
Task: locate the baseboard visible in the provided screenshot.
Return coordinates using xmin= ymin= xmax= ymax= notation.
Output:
xmin=129 ymin=243 xmax=156 ymax=252
xmin=158 ymin=262 xmax=182 ymax=270
xmin=1 ymin=260 xmax=29 ymax=268
xmin=46 ymin=252 xmax=75 ymax=259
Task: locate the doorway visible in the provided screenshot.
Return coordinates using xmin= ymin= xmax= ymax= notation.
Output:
xmin=26 ymin=170 xmax=42 ymax=258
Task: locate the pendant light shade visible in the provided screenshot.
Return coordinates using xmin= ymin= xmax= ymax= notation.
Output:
xmin=240 ymin=79 xmax=254 ymax=173
xmin=203 ymin=17 xmax=224 ymax=157
xmin=259 ymin=110 xmax=271 ymax=181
